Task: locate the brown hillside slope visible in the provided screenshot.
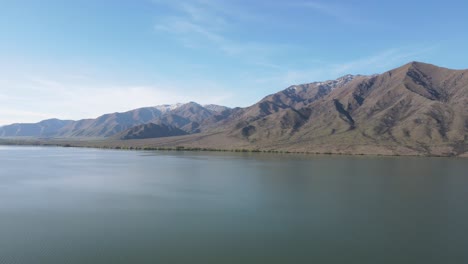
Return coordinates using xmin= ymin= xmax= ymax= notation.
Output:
xmin=218 ymin=62 xmax=468 ymax=156
xmin=1 ymin=62 xmax=466 ymax=157
xmin=127 ymin=62 xmax=467 ymax=156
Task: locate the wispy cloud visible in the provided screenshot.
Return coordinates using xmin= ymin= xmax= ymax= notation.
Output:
xmin=291 ymin=1 xmax=367 ymax=25
xmin=152 ymin=0 xmax=285 ymax=68
xmin=155 ymin=17 xmax=225 ymax=44
xmin=254 ymin=45 xmax=438 ymax=87
xmin=330 ymin=45 xmax=439 ymax=75
xmin=0 ymin=109 xmax=53 ymax=125
xmin=0 ymin=43 xmax=439 ymax=126
xmin=153 ymin=1 xmax=233 ymax=47
xmin=0 ymin=71 xmax=234 ymax=125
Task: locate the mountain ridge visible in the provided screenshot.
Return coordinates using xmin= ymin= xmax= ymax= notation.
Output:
xmin=0 ymin=103 xmax=230 ymax=137
xmin=1 ymin=61 xmax=467 ymax=157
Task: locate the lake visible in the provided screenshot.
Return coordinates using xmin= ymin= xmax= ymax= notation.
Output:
xmin=0 ymin=146 xmax=467 ymax=264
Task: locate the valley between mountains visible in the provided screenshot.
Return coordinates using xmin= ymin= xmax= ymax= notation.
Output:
xmin=1 ymin=62 xmax=467 ymax=157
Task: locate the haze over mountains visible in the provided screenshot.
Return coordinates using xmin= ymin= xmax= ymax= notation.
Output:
xmin=1 ymin=62 xmax=467 ymax=156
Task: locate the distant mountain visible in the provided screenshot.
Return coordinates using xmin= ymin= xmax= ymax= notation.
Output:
xmin=0 ymin=119 xmax=74 ymax=137
xmin=0 ymin=102 xmax=228 ymax=137
xmin=102 ymin=61 xmax=465 ymax=156
xmin=116 ymin=123 xmax=188 ymax=140
xmin=1 ymin=61 xmax=467 ymax=156
xmin=57 ymin=107 xmax=164 ymax=137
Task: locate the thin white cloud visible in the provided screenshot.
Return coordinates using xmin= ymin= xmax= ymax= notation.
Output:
xmin=155 ymin=17 xmax=225 ymax=43
xmin=254 ymin=45 xmax=438 ymax=87
xmin=0 ymin=44 xmax=439 ymax=126
xmin=152 ymin=0 xmax=287 ymax=68
xmin=0 ymin=109 xmax=53 ymax=125
xmin=153 ymin=1 xmax=229 ymax=45
xmin=291 ymin=1 xmax=367 ymax=25
xmin=330 ymin=45 xmax=439 ymax=75
xmin=0 ymin=72 xmax=234 ymax=125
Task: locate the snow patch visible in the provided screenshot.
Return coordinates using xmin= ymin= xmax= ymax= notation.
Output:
xmin=203 ymin=104 xmax=230 ymax=112
xmin=315 ymin=74 xmax=356 ymax=90
xmin=154 ymin=103 xmax=184 ymax=113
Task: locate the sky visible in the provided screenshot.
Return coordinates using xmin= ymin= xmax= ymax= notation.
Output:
xmin=1 ymin=0 xmax=467 ymax=125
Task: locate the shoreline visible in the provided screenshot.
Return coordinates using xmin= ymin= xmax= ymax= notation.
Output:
xmin=1 ymin=138 xmax=466 ymax=159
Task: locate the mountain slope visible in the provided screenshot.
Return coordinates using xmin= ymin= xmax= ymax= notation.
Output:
xmin=1 ymin=61 xmax=466 ymax=156
xmin=96 ymin=62 xmax=466 ymax=156
xmin=218 ymin=62 xmax=467 ymax=156
xmin=116 ymin=123 xmax=188 ymax=140
xmin=57 ymin=107 xmax=164 ymax=137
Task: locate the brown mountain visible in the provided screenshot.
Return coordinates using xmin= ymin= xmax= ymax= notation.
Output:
xmin=1 ymin=61 xmax=467 ymax=156
xmin=212 ymin=62 xmax=467 ymax=155
xmin=122 ymin=62 xmax=466 ymax=156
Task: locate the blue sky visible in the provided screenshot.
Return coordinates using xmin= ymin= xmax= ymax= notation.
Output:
xmin=0 ymin=0 xmax=467 ymax=125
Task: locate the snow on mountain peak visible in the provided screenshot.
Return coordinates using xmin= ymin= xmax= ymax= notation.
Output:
xmin=203 ymin=104 xmax=230 ymax=113
xmin=314 ymin=74 xmax=356 ymax=89
xmin=286 ymin=74 xmax=358 ymax=94
xmin=154 ymin=103 xmax=184 ymax=113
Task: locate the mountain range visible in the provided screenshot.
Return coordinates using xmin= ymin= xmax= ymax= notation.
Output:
xmin=1 ymin=62 xmax=467 ymax=156
xmin=0 ymin=103 xmax=228 ymax=138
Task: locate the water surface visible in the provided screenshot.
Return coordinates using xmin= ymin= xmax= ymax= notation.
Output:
xmin=0 ymin=146 xmax=467 ymax=263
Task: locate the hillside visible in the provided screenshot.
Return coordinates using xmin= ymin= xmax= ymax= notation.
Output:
xmin=211 ymin=62 xmax=467 ymax=156
xmin=1 ymin=61 xmax=467 ymax=156
xmin=99 ymin=61 xmax=466 ymax=156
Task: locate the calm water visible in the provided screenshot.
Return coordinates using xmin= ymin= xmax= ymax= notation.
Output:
xmin=0 ymin=146 xmax=467 ymax=264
